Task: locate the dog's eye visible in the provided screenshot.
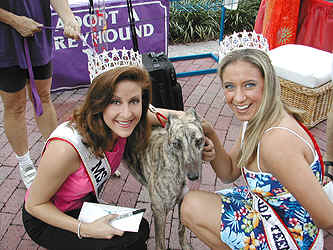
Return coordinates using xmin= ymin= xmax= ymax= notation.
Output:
xmin=195 ymin=138 xmax=204 ymax=148
xmin=172 ymin=139 xmax=182 ymax=149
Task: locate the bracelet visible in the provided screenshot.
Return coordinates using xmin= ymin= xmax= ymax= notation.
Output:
xmin=77 ymin=221 xmax=82 ymax=239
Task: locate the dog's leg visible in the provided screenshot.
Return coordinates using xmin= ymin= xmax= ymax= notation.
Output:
xmin=151 ymin=204 xmax=167 ymax=250
xmin=178 ymin=200 xmax=193 ymax=250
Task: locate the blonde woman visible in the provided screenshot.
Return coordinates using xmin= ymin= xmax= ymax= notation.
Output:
xmin=180 ymin=48 xmax=332 ymax=249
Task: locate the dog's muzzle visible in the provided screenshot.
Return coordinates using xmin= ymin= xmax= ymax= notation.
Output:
xmin=187 ymin=173 xmax=199 ymax=181
xmin=186 ymin=163 xmax=200 ymax=181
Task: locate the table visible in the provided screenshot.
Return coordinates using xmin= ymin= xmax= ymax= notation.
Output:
xmin=51 ymin=0 xmax=169 ymax=91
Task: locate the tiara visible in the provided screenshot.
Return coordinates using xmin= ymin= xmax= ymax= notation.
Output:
xmin=218 ymin=30 xmax=269 ymax=61
xmin=83 ymin=47 xmax=143 ymax=82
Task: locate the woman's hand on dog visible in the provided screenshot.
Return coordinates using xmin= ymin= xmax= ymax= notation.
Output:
xmin=202 ymin=137 xmax=215 ymax=162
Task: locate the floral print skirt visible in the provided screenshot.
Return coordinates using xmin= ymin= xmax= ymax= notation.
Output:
xmin=216 ymin=186 xmax=319 ymax=250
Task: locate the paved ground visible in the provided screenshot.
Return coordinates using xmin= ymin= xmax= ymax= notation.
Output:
xmin=1 ymin=41 xmax=333 ymax=249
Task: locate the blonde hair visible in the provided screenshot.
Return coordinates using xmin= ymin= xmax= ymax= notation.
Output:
xmin=218 ymin=49 xmax=302 ymax=168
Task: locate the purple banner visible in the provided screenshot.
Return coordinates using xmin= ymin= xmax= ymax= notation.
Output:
xmin=51 ymin=0 xmax=169 ymax=91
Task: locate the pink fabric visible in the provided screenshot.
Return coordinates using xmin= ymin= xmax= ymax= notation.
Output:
xmin=25 ymin=137 xmax=127 ymax=212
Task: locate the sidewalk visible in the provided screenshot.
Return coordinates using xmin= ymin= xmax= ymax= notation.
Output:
xmin=0 ymin=40 xmax=332 ymax=249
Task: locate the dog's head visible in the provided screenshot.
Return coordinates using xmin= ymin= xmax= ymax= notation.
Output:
xmin=165 ymin=108 xmax=205 ymax=181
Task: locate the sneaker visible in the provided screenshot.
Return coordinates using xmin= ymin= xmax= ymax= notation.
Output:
xmin=19 ymin=164 xmax=37 ymax=189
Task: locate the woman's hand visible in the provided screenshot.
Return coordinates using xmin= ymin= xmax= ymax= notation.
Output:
xmin=201 ymin=119 xmax=214 ymax=138
xmin=62 ymin=16 xmax=81 ymax=40
xmin=81 ymin=214 xmax=124 ymax=239
xmin=12 ymin=15 xmax=43 ymax=37
xmin=202 ymin=137 xmax=215 ymax=162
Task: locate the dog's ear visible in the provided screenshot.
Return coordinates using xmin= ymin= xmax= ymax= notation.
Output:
xmin=165 ymin=113 xmax=178 ymax=130
xmin=186 ymin=107 xmax=200 ymax=121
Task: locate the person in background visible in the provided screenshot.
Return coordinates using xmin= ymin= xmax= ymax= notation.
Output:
xmin=180 ymin=47 xmax=333 ymax=249
xmin=22 ymin=64 xmax=216 ymax=249
xmin=0 ymin=0 xmax=80 ymax=189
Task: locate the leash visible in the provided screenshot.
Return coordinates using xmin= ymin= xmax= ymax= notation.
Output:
xmin=23 ymin=26 xmax=60 ymax=116
xmin=24 ymin=0 xmax=103 ymax=116
xmin=148 ymin=104 xmax=168 ymax=127
xmin=23 ymin=26 xmax=93 ymax=117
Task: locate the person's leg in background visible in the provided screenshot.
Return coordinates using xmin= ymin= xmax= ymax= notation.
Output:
xmin=0 ymin=62 xmax=57 ymax=189
xmin=26 ymin=68 xmax=57 ymax=140
xmin=0 ymin=65 xmax=36 ymax=188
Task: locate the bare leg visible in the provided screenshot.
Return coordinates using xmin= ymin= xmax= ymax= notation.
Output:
xmin=27 ymin=77 xmax=57 ymax=139
xmin=0 ymin=87 xmax=29 ymax=156
xmin=0 ymin=86 xmax=36 ymax=188
xmin=180 ymin=190 xmax=231 ymax=250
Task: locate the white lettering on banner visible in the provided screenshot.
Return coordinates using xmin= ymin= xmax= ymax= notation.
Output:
xmin=54 ymin=36 xmax=66 ymax=50
xmin=118 ymin=27 xmax=131 ymax=41
xmin=56 ymin=18 xmax=64 ymax=29
xmin=143 ymin=24 xmax=154 ymax=36
xmin=68 ymin=38 xmax=79 ymax=48
xmin=54 ymin=24 xmax=155 ymax=50
xmin=104 ymin=29 xmax=118 ymax=43
xmin=108 ymin=10 xmax=119 ymax=24
xmin=57 ymin=11 xmax=120 ymax=29
xmin=127 ymin=8 xmax=140 ymax=22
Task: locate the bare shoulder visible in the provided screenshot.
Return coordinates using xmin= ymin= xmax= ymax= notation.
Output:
xmin=40 ymin=139 xmax=81 ymax=175
xmin=259 ymin=125 xmax=307 ymax=173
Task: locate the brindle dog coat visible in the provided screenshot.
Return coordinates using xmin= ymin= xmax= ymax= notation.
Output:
xmin=125 ymin=108 xmax=205 ymax=250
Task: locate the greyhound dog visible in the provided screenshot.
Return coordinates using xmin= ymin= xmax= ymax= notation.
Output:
xmin=125 ymin=108 xmax=205 ymax=250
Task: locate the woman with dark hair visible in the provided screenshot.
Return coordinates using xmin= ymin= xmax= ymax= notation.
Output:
xmin=22 ymin=65 xmax=176 ymax=250
xmin=180 ymin=47 xmax=332 ymax=249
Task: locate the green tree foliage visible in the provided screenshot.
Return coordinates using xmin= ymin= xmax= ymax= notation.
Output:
xmin=169 ymin=0 xmax=261 ymax=44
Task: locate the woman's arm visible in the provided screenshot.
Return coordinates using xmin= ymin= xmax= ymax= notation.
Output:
xmin=26 ymin=140 xmax=123 ymax=239
xmin=0 ymin=8 xmax=42 ymax=37
xmin=202 ymin=119 xmax=242 ymax=183
xmin=261 ymin=130 xmax=333 ymax=230
xmin=50 ymin=0 xmax=80 ymax=39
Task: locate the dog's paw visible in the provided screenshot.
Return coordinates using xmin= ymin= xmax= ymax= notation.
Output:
xmin=181 ymin=243 xmax=193 ymax=250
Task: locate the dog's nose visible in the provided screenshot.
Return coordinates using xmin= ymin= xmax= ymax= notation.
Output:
xmin=187 ymin=173 xmax=199 ymax=181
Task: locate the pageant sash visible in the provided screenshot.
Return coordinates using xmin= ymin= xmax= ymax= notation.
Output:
xmin=252 ymin=193 xmax=299 ymax=250
xmin=241 ymin=167 xmax=299 ymax=250
xmin=45 ymin=121 xmax=111 ymax=201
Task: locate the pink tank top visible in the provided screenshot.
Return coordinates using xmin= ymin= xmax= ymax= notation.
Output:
xmin=25 ymin=137 xmax=127 ymax=212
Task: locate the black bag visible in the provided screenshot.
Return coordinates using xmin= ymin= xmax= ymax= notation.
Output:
xmin=142 ymin=52 xmax=184 ymax=110
xmin=126 ymin=0 xmax=184 ymax=110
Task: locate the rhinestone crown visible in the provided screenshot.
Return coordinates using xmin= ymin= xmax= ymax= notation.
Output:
xmin=83 ymin=47 xmax=143 ymax=82
xmin=219 ymin=30 xmax=269 ymax=61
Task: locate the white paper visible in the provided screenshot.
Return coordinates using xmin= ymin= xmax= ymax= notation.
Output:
xmin=78 ymin=202 xmax=144 ymax=232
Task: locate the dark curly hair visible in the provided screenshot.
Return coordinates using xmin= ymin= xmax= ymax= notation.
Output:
xmin=70 ymin=65 xmax=152 ymax=158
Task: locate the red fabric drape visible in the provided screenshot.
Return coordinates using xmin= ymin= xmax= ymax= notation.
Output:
xmin=296 ymin=0 xmax=333 ymax=53
xmin=255 ymin=0 xmax=333 ymax=52
xmin=255 ymin=0 xmax=301 ymax=50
